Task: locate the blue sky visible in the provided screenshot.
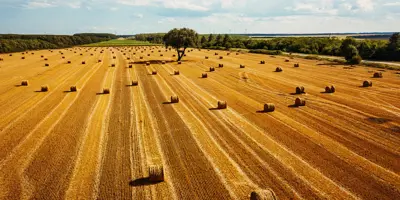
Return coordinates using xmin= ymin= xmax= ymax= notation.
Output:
xmin=0 ymin=0 xmax=399 ymax=35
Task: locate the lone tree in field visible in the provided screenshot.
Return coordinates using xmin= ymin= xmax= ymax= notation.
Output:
xmin=164 ymin=28 xmax=199 ymax=61
xmin=341 ymin=37 xmax=362 ymax=64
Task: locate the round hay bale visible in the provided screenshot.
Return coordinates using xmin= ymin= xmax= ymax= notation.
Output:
xmin=0 ymin=58 xmax=3 ymax=61
xmin=91 ymin=54 xmax=94 ymax=56
xmin=9 ymin=54 xmax=12 ymax=56
xmin=202 ymin=73 xmax=208 ymax=78
xmin=162 ymin=61 xmax=166 ymax=64
xmin=240 ymin=65 xmax=245 ymax=68
xmin=44 ymin=58 xmax=48 ymax=61
xmin=21 ymin=57 xmax=25 ymax=59
xmin=147 ymin=54 xmax=150 ymax=56
xmin=82 ymin=61 xmax=86 ymax=64
xmin=205 ymin=56 xmax=209 ymax=59
xmin=373 ymin=72 xmax=383 ymax=78
xmin=160 ymin=54 xmax=163 ymax=56
xmin=250 ymin=189 xmax=277 ymax=200
xmin=127 ymin=57 xmax=130 ymax=60
xmin=219 ymin=56 xmax=223 ymax=59
xmin=227 ymin=53 xmax=230 ymax=55
xmin=171 ymin=96 xmax=179 ymax=103
xmin=68 ymin=61 xmax=71 ymax=64
xmin=330 ymin=85 xmax=336 ymax=93
xmin=132 ymin=81 xmax=138 ymax=86
xmin=140 ymin=56 xmax=143 ymax=59
xmin=70 ymin=86 xmax=77 ymax=92
xmin=62 ymin=56 xmax=65 ymax=59
xmin=146 ymin=62 xmax=150 ymax=66
xmin=148 ymin=165 xmax=164 ymax=182
xmin=31 ymin=52 xmax=35 ymax=55
xmin=98 ymin=60 xmax=102 ymax=63
xmin=45 ymin=63 xmax=49 ymax=67
xmin=295 ymin=98 xmax=306 ymax=107
xmin=236 ymin=52 xmax=239 ymax=55
xmin=275 ymin=67 xmax=283 ymax=72
xmin=210 ymin=67 xmax=215 ymax=72
xmin=113 ymin=56 xmax=116 ymax=59
xmin=41 ymin=55 xmax=44 ymax=58
xmin=80 ymin=53 xmax=83 ymax=56
xmin=285 ymin=59 xmax=290 ymax=62
xmin=178 ymin=61 xmax=182 ymax=64
xmin=129 ymin=65 xmax=132 ymax=68
xmin=21 ymin=80 xmax=28 ymax=86
xmin=294 ymin=63 xmax=300 ymax=67
xmin=215 ymin=53 xmax=219 ymax=55
xmin=218 ymin=101 xmax=227 ymax=109
xmin=260 ymin=61 xmax=265 ymax=64
xmin=325 ymin=86 xmax=332 ymax=93
xmin=295 ymin=86 xmax=305 ymax=94
xmin=152 ymin=71 xmax=157 ymax=75
xmin=219 ymin=64 xmax=224 ymax=68
xmin=174 ymin=70 xmax=180 ymax=75
xmin=103 ymin=88 xmax=110 ymax=94
xmin=263 ymin=103 xmax=275 ymax=112
xmin=111 ymin=64 xmax=115 ymax=67
xmin=41 ymin=85 xmax=49 ymax=92
xmin=363 ymin=80 xmax=372 ymax=87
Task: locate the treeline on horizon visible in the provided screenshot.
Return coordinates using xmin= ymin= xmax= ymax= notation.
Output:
xmin=135 ymin=33 xmax=400 ymax=62
xmin=0 ymin=33 xmax=116 ymax=53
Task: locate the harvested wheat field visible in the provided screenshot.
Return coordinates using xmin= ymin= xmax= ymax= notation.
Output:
xmin=0 ymin=46 xmax=399 ymax=200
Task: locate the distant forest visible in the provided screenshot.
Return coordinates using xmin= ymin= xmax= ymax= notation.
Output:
xmin=135 ymin=32 xmax=400 ymax=62
xmin=0 ymin=33 xmax=116 ymax=53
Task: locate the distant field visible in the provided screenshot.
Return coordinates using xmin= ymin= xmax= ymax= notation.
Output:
xmin=83 ymin=39 xmax=161 ymax=47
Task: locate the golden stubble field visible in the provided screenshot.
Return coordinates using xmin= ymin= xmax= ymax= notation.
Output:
xmin=0 ymin=46 xmax=399 ymax=200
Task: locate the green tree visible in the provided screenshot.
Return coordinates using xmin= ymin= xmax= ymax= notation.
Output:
xmin=208 ymin=34 xmax=214 ymax=43
xmin=215 ymin=34 xmax=223 ymax=46
xmin=200 ymin=35 xmax=207 ymax=46
xmin=222 ymin=34 xmax=231 ymax=48
xmin=163 ymin=28 xmax=199 ymax=61
xmin=340 ymin=38 xmax=361 ymax=63
xmin=388 ymin=33 xmax=400 ymax=51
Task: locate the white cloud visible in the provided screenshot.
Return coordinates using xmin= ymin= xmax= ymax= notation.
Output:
xmin=158 ymin=17 xmax=176 ymax=24
xmin=4 ymin=0 xmax=400 ymax=34
xmin=383 ymin=2 xmax=400 ymax=6
xmin=356 ymin=0 xmax=374 ymax=11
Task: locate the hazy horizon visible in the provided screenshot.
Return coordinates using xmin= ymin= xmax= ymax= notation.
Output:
xmin=0 ymin=0 xmax=399 ymax=35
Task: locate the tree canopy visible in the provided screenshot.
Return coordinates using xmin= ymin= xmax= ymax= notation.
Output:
xmin=0 ymin=34 xmax=112 ymax=53
xmin=163 ymin=28 xmax=199 ymax=61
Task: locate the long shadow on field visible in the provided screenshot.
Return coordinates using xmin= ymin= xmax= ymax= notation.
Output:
xmin=289 ymin=92 xmax=306 ymax=95
xmin=133 ymin=60 xmax=175 ymax=65
xmin=96 ymin=92 xmax=108 ymax=95
xmin=256 ymin=110 xmax=274 ymax=113
xmin=14 ymin=84 xmax=23 ymax=87
xmin=288 ymin=105 xmax=300 ymax=108
xmin=129 ymin=178 xmax=162 ymax=187
xmin=367 ymin=117 xmax=391 ymax=124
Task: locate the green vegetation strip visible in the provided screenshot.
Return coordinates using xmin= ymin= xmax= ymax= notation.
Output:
xmin=83 ymin=39 xmax=162 ymax=47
